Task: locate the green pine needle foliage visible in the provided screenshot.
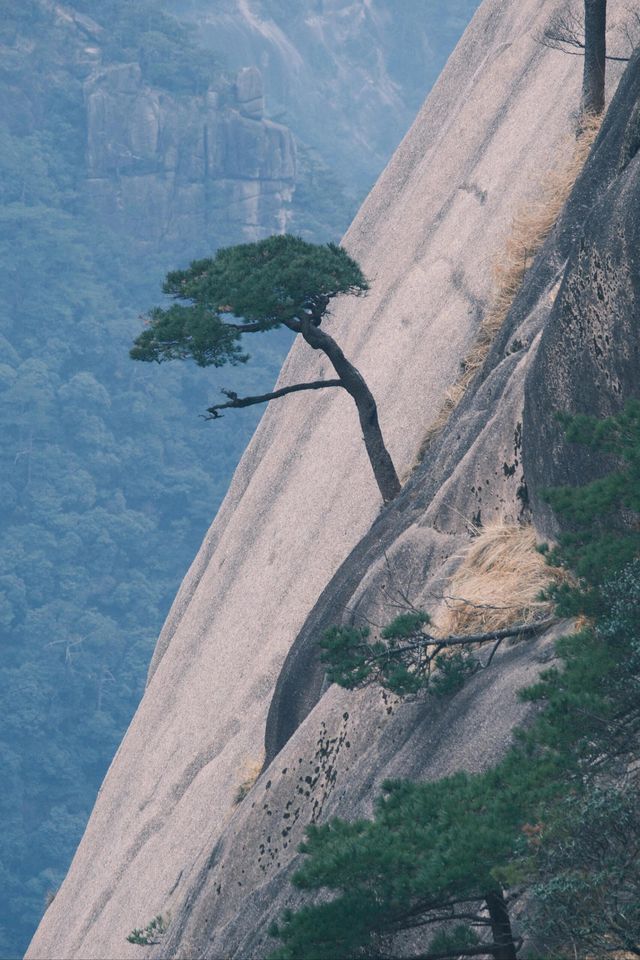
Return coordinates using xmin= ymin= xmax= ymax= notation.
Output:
xmin=320 ymin=610 xmax=477 ymax=698
xmin=131 ymin=235 xmax=368 ymax=366
xmin=543 ymin=399 xmax=640 ymax=616
xmin=319 ymin=612 xmax=432 ymax=696
xmin=527 ymin=785 xmax=640 ymax=957
xmin=269 ymin=403 xmax=640 ymax=960
xmin=126 ymin=914 xmax=168 ymax=946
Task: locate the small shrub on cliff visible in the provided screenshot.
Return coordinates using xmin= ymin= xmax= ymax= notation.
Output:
xmin=233 ymin=755 xmax=264 ymax=805
xmin=320 ymin=609 xmax=547 ymax=699
xmin=126 ymin=914 xmax=168 ymax=946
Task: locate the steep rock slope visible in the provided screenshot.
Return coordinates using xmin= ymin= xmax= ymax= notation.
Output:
xmin=26 ymin=1 xmax=632 ymax=958
xmin=156 ymin=48 xmax=640 ymax=960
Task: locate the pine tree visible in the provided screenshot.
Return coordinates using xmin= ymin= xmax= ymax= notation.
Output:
xmin=131 ymin=235 xmax=401 ymax=502
xmin=268 ymin=402 xmax=640 ymax=960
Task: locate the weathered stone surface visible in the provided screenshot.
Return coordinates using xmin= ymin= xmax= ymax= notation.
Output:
xmin=193 ymin=64 xmax=640 ymax=960
xmin=235 ymin=65 xmax=264 ymax=118
xmin=267 ymin=29 xmax=640 ymax=780
xmin=523 ymin=56 xmax=640 ymax=532
xmin=26 ymin=3 xmax=637 ymax=959
xmin=83 ymin=64 xmax=296 ymax=249
xmin=160 ymin=624 xmax=567 ymax=960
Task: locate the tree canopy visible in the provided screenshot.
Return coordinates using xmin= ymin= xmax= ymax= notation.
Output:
xmin=131 ymin=235 xmax=369 ymax=365
xmin=132 ymin=236 xmax=402 ymax=503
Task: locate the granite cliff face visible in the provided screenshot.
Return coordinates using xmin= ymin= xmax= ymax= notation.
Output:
xmin=26 ymin=1 xmax=638 ymax=958
xmin=83 ymin=61 xmax=296 ymax=251
xmin=4 ymin=3 xmax=298 ymax=256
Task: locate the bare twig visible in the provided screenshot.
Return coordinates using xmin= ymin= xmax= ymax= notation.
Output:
xmin=537 ymin=7 xmax=630 ymax=61
xmin=204 ymin=379 xmax=343 ymax=418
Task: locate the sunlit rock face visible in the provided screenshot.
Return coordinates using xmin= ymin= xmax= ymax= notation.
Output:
xmin=26 ymin=2 xmax=636 ymax=959
xmin=83 ymin=63 xmax=296 ymax=249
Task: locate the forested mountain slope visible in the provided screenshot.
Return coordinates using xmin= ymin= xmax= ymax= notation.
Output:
xmin=26 ymin=1 xmax=636 ymax=958
xmin=1 ymin=2 xmax=482 ymax=958
xmin=0 ymin=5 xmax=289 ymax=956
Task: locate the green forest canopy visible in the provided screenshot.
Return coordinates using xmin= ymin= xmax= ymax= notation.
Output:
xmin=0 ymin=3 xmax=282 ymax=956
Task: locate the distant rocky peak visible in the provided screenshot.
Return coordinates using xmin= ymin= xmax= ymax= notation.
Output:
xmin=235 ymin=65 xmax=264 ymax=119
xmin=83 ymin=58 xmax=295 ymax=251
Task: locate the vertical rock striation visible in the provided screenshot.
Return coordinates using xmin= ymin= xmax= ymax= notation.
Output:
xmin=84 ymin=63 xmax=296 ymax=251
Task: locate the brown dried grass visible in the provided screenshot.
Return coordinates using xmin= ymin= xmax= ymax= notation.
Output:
xmin=416 ymin=115 xmax=602 ymax=463
xmin=436 ymin=523 xmax=565 ymax=637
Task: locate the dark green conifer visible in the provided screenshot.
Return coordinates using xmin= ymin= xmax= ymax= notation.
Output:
xmin=132 ymin=235 xmax=401 ymax=502
xmin=269 ymin=402 xmax=640 ymax=960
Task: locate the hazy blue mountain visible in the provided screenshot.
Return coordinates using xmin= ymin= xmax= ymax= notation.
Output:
xmin=0 ymin=4 xmax=291 ymax=956
xmin=169 ymin=0 xmax=481 ymax=195
xmin=0 ymin=2 xmax=479 ymax=957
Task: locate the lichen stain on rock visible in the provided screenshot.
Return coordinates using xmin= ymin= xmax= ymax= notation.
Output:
xmin=253 ymin=711 xmax=350 ymax=876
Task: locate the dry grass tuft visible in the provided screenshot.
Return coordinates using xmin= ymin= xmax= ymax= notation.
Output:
xmin=416 ymin=115 xmax=602 ymax=463
xmin=233 ymin=755 xmax=265 ymax=805
xmin=436 ymin=523 xmax=565 ymax=637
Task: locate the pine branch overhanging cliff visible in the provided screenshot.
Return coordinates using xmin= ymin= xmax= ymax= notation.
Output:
xmin=131 ymin=234 xmax=401 ymax=503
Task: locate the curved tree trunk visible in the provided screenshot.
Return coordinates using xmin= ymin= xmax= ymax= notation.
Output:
xmin=582 ymin=0 xmax=607 ymax=117
xmin=485 ymin=890 xmax=518 ymax=960
xmin=298 ymin=318 xmax=401 ymax=503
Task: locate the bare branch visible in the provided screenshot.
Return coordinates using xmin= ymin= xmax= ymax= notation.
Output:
xmin=225 ymin=320 xmax=279 ymax=333
xmin=538 ymin=9 xmax=585 ymax=52
xmin=538 ymin=7 xmax=629 ymax=62
xmin=366 ymin=618 xmax=557 ymax=662
xmin=483 ymin=636 xmax=504 ymax=670
xmin=204 ymin=380 xmax=343 ymax=419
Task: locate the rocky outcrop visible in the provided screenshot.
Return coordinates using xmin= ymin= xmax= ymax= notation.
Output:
xmin=26 ymin=2 xmax=637 ymax=959
xmin=523 ymin=82 xmax=640 ymax=532
xmin=3 ymin=3 xmax=297 ymax=254
xmin=84 ymin=63 xmax=296 ymax=251
xmin=168 ymin=49 xmax=640 ymax=959
xmin=170 ymin=0 xmax=482 ymax=194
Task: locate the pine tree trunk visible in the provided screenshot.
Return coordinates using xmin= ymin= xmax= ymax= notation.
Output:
xmin=298 ymin=319 xmax=401 ymax=503
xmin=582 ymin=0 xmax=607 ymax=117
xmin=485 ymin=890 xmax=518 ymax=960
